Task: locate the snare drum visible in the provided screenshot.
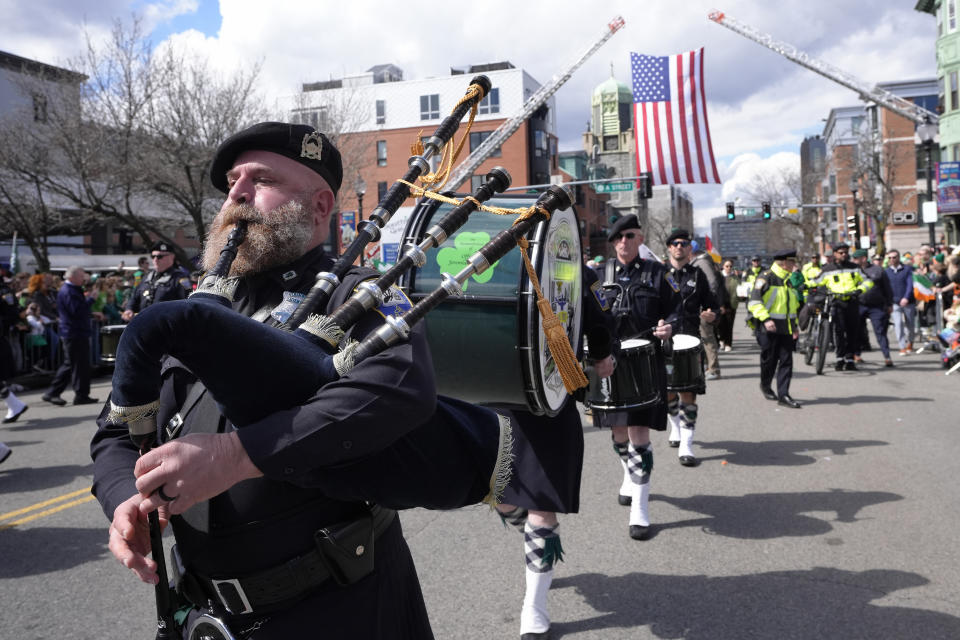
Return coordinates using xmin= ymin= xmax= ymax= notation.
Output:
xmin=666 ymin=334 xmax=704 ymax=392
xmin=400 ymin=194 xmax=582 ymax=416
xmin=585 ymin=338 xmax=658 ymax=410
xmin=100 ymin=325 xmax=126 ymax=364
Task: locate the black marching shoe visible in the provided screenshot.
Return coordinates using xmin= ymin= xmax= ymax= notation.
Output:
xmin=73 ymin=396 xmax=100 ymax=406
xmin=629 ymin=524 xmax=650 ymax=540
xmin=679 ymin=455 xmax=698 ymax=467
xmin=42 ymin=394 xmax=66 ymax=406
xmin=521 ymin=630 xmax=550 ymax=640
xmin=760 ymin=384 xmax=778 ymax=401
xmin=834 ymin=361 xmax=846 ymax=372
xmin=844 ymin=361 xmax=858 ymax=371
xmin=778 ymin=395 xmax=802 ymax=409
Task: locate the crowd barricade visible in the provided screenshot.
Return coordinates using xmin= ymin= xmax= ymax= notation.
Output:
xmin=6 ymin=318 xmax=116 ymax=377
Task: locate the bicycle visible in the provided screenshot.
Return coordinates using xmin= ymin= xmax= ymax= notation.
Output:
xmin=803 ymin=293 xmax=836 ymax=375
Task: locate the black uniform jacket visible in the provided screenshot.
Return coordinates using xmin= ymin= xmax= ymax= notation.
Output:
xmin=91 ymin=245 xmax=436 ymax=578
xmin=610 ymin=256 xmax=678 ymax=340
xmin=667 ymin=262 xmax=718 ymax=336
xmin=124 ymin=266 xmax=189 ymax=314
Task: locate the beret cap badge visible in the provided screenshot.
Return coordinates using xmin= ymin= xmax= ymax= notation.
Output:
xmin=301 ymin=131 xmax=323 ymax=161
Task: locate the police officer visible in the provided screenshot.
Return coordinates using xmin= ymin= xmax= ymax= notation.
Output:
xmin=665 ymin=229 xmax=718 ymax=467
xmin=748 ymin=249 xmax=802 ymax=408
xmin=92 ymin=122 xmax=434 ymax=638
xmin=744 ymin=255 xmax=763 ymax=287
xmin=814 ymin=243 xmax=874 ymax=371
xmin=593 ymin=214 xmax=674 ymax=541
xmin=121 ymin=241 xmax=189 ymax=321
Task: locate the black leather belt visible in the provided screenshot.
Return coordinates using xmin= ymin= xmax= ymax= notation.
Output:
xmin=180 ymin=505 xmax=396 ymax=616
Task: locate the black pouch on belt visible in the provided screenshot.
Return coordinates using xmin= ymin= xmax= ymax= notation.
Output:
xmin=313 ymin=511 xmax=376 ymax=586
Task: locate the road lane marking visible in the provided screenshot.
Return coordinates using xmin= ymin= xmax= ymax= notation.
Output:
xmin=0 ymin=486 xmax=96 ymax=530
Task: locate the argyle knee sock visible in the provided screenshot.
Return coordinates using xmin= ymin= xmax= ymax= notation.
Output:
xmin=497 ymin=505 xmax=528 ymax=533
xmin=521 ymin=522 xmax=562 ymax=635
xmin=612 ymin=438 xmax=631 ymax=499
xmin=627 ymin=443 xmax=652 ymax=527
xmin=678 ymin=403 xmax=698 ymax=459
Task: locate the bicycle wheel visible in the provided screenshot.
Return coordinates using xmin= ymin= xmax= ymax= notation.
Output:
xmin=803 ymin=317 xmax=817 ymax=365
xmin=815 ymin=316 xmax=830 ymax=375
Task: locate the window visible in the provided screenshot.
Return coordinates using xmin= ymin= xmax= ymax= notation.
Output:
xmin=377 ymin=181 xmax=388 ymax=202
xmin=828 ymin=174 xmax=837 ymax=196
xmin=534 ymin=130 xmax=548 ymax=158
xmin=376 ymin=100 xmax=386 ymax=125
xmin=478 ymin=88 xmax=500 ymax=115
xmin=851 ymin=116 xmax=863 ymax=134
xmin=32 ymin=93 xmax=47 ymax=123
xmin=469 ymin=131 xmax=501 ymax=157
xmin=292 ymin=107 xmax=328 ymax=130
xmin=951 ymin=0 xmax=957 ymax=31
xmin=420 ymin=94 xmax=439 ymax=120
xmin=377 ymin=140 xmax=387 ymax=166
xmin=952 ymin=72 xmax=958 ymax=111
xmin=939 ymin=76 xmax=946 ymax=114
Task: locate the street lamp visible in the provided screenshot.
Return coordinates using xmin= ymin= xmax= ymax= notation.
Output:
xmin=918 ymin=118 xmax=938 ymax=247
xmin=848 ymin=177 xmax=860 ymax=247
xmin=355 ymin=172 xmax=367 ymax=264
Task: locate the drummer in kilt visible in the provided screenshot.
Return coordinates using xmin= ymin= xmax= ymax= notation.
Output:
xmin=590 ymin=215 xmax=675 ymax=541
xmin=494 ymin=261 xmax=615 ymax=639
xmin=664 ymin=228 xmax=719 ymax=468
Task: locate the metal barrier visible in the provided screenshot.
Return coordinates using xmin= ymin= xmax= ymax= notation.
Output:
xmin=5 ymin=319 xmax=113 ymax=377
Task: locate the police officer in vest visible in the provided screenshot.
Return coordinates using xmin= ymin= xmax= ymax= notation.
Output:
xmin=748 ymin=249 xmax=802 ymax=408
xmin=92 ymin=122 xmax=434 ymax=638
xmin=594 ymin=214 xmax=675 ymax=541
xmin=121 ymin=241 xmax=190 ymax=321
xmin=813 ymin=242 xmax=874 ymax=371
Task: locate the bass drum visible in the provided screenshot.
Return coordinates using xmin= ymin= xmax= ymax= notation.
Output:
xmin=400 ymin=194 xmax=582 ymax=416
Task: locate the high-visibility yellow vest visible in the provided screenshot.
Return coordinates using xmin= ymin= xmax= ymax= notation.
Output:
xmin=747 ymin=263 xmax=801 ymax=334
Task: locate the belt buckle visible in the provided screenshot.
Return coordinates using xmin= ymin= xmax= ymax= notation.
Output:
xmin=211 ymin=578 xmax=253 ymax=615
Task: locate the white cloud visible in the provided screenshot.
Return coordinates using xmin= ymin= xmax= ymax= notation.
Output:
xmin=0 ymin=0 xmax=938 ymax=221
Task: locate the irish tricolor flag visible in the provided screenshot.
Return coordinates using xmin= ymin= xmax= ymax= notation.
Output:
xmin=913 ymin=273 xmax=936 ymax=302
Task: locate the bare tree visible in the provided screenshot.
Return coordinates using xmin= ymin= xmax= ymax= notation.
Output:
xmin=844 ymin=120 xmax=912 ymax=258
xmin=739 ymin=165 xmax=818 ymax=255
xmin=0 ymin=17 xmax=267 ymax=267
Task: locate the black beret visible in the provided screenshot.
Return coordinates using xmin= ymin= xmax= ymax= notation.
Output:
xmin=607 ymin=215 xmax=641 ymax=242
xmin=751 ymin=255 xmax=761 ymax=261
xmin=773 ymin=249 xmax=797 ymax=260
xmin=151 ymin=241 xmax=173 ymax=253
xmin=665 ymin=228 xmax=692 ymax=245
xmin=832 ymin=242 xmax=849 ymax=251
xmin=210 ymin=122 xmax=343 ymax=195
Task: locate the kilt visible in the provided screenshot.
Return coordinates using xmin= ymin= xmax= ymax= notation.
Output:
xmin=498 ymin=400 xmax=584 ymax=514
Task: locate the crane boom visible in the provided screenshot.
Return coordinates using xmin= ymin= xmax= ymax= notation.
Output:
xmin=445 ymin=16 xmax=626 ymax=191
xmin=708 ymin=9 xmax=938 ymax=126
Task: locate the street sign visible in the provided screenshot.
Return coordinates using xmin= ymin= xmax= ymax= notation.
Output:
xmin=922 ymin=200 xmax=938 ymax=223
xmin=595 ymin=181 xmax=634 ymax=193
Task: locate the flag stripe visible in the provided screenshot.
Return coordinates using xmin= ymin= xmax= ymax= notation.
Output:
xmin=698 ymin=48 xmax=721 ymax=182
xmin=688 ymin=50 xmax=707 ymax=182
xmin=675 ymin=53 xmax=694 ymax=183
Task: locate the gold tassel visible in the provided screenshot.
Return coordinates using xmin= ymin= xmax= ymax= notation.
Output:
xmin=517 ymin=236 xmax=588 ymax=394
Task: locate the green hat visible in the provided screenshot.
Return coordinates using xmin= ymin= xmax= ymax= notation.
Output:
xmin=852 ymin=249 xmax=868 ymax=259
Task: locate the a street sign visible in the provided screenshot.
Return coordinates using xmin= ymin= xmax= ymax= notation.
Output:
xmin=922 ymin=200 xmax=938 ymax=223
xmin=595 ymin=181 xmax=634 ymax=193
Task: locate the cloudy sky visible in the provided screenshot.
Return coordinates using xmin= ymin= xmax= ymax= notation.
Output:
xmin=0 ymin=0 xmax=938 ymax=230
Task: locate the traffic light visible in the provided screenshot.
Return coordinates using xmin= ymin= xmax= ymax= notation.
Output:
xmin=725 ymin=202 xmax=735 ymax=220
xmin=640 ymin=172 xmax=653 ymax=199
xmin=761 ymin=201 xmax=772 ymax=220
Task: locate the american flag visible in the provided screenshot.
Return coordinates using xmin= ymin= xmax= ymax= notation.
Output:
xmin=631 ymin=49 xmax=720 ymax=186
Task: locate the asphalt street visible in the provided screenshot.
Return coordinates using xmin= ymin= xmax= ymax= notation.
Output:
xmin=1 ymin=323 xmax=958 ymax=639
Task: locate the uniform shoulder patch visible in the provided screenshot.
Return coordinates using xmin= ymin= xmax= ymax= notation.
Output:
xmin=590 ymin=280 xmax=610 ymax=311
xmin=665 ymin=272 xmax=680 ymax=292
xmin=358 ymin=279 xmax=413 ymax=320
